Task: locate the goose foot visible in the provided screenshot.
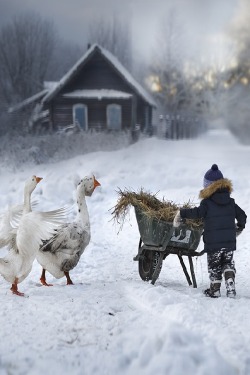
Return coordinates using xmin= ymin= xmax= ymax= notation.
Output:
xmin=40 ymin=278 xmax=53 ymax=287
xmin=40 ymin=269 xmax=53 ymax=286
xmin=10 ymin=280 xmax=25 ymax=297
xmin=65 ymin=271 xmax=74 ymax=285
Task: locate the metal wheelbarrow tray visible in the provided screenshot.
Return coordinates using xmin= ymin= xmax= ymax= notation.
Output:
xmin=133 ymin=206 xmax=204 ymax=286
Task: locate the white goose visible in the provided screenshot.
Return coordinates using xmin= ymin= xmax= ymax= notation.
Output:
xmin=0 ymin=175 xmax=67 ymax=296
xmin=37 ymin=175 xmax=101 ymax=285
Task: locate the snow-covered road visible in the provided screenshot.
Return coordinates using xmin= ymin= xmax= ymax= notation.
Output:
xmin=0 ymin=129 xmax=250 ymax=375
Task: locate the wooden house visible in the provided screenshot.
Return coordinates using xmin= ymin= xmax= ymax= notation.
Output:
xmin=9 ymin=44 xmax=156 ymax=134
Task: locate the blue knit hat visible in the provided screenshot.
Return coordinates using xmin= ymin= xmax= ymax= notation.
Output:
xmin=203 ymin=164 xmax=223 ymax=188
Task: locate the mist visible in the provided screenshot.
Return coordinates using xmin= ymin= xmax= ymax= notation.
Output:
xmin=1 ymin=0 xmax=250 ymax=142
xmin=0 ymin=0 xmax=241 ymax=65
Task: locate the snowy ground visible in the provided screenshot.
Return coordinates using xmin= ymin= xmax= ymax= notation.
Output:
xmin=0 ymin=128 xmax=249 ymax=375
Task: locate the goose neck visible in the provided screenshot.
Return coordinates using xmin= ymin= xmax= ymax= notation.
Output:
xmin=76 ymin=186 xmax=89 ymax=227
xmin=23 ymin=188 xmax=32 ymax=213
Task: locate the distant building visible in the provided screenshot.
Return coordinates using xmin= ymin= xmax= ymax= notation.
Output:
xmin=9 ymin=44 xmax=157 ymax=134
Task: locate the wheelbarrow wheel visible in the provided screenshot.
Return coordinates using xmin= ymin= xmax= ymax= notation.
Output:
xmin=138 ymin=250 xmax=163 ymax=282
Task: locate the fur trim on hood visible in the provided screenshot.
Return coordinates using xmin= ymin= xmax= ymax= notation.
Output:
xmin=199 ymin=178 xmax=233 ymax=200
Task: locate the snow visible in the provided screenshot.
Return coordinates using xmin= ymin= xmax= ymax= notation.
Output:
xmin=43 ymin=81 xmax=58 ymax=90
xmin=63 ymin=89 xmax=133 ymax=100
xmin=8 ymin=89 xmax=48 ymax=114
xmin=8 ymin=82 xmax=57 ymax=113
xmin=0 ymin=128 xmax=249 ymax=375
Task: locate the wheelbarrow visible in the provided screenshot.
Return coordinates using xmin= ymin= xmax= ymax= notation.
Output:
xmin=133 ymin=206 xmax=204 ymax=287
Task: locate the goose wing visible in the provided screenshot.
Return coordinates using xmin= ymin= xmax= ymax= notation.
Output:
xmin=39 ymin=222 xmax=79 ymax=254
xmin=0 ymin=204 xmax=23 ymax=249
xmin=16 ymin=207 xmax=68 ymax=257
xmin=39 ymin=221 xmax=90 ymax=258
xmin=0 ymin=200 xmax=39 ymax=250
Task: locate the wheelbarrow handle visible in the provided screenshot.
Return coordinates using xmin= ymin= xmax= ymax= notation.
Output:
xmin=192 ymin=249 xmax=206 ymax=256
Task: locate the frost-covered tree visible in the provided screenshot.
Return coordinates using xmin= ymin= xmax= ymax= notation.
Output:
xmin=149 ymin=8 xmax=208 ymax=117
xmin=148 ymin=9 xmax=208 ymax=138
xmin=87 ymin=13 xmax=132 ymax=70
xmin=48 ymin=40 xmax=84 ymax=81
xmin=150 ymin=9 xmax=186 ymax=113
xmin=0 ymin=12 xmax=57 ymax=106
xmin=0 ymin=12 xmax=85 ymax=135
xmin=149 ymin=7 xmax=239 ymax=138
xmin=223 ymin=0 xmax=250 ymax=142
xmin=227 ymin=0 xmax=250 ymax=82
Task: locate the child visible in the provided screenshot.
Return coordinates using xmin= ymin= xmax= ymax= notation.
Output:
xmin=173 ymin=164 xmax=247 ymax=298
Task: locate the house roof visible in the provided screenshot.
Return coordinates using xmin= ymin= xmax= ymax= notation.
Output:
xmin=8 ymin=89 xmax=48 ymax=113
xmin=42 ymin=44 xmax=156 ymax=107
xmin=8 ymin=81 xmax=58 ymax=113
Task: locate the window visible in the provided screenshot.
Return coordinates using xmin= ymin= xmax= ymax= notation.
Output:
xmin=107 ymin=104 xmax=122 ymax=130
xmin=73 ymin=104 xmax=88 ymax=130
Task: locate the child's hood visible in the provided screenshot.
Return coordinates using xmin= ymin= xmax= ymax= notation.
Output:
xmin=199 ymin=178 xmax=233 ymax=201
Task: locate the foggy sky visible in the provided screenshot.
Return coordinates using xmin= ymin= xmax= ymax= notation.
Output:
xmin=0 ymin=0 xmax=242 ymax=64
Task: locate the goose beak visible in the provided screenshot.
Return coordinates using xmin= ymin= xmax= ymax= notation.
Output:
xmin=93 ymin=176 xmax=101 ymax=188
xmin=35 ymin=176 xmax=43 ymax=184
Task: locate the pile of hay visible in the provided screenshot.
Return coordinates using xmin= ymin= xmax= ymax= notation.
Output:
xmin=111 ymin=188 xmax=203 ymax=229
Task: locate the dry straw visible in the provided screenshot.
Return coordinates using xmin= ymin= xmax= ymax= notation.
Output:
xmin=111 ymin=188 xmax=203 ymax=229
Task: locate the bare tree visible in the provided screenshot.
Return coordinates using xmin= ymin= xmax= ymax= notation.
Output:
xmin=0 ymin=12 xmax=57 ymax=106
xmin=219 ymin=0 xmax=250 ymax=142
xmin=87 ymin=13 xmax=132 ymax=70
xmin=150 ymin=9 xmax=191 ymax=113
xmin=228 ymin=0 xmax=250 ymax=78
xmin=149 ymin=7 xmax=242 ymax=139
xmin=48 ymin=40 xmax=84 ymax=81
xmin=184 ymin=50 xmax=237 ymax=119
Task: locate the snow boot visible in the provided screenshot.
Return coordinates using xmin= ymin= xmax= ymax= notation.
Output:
xmin=224 ymin=270 xmax=236 ymax=298
xmin=203 ymin=281 xmax=221 ymax=298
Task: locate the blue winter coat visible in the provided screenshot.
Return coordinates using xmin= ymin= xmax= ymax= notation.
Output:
xmin=180 ymin=179 xmax=247 ymax=252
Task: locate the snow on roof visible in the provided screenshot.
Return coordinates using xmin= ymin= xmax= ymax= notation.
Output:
xmin=8 ymin=89 xmax=48 ymax=113
xmin=42 ymin=44 xmax=157 ymax=107
xmin=63 ymin=89 xmax=133 ymax=100
xmin=43 ymin=81 xmax=58 ymax=90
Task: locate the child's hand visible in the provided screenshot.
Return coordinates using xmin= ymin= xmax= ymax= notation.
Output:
xmin=173 ymin=211 xmax=187 ymax=239
xmin=173 ymin=210 xmax=185 ymax=228
xmin=173 ymin=210 xmax=182 ymax=228
xmin=236 ymin=225 xmax=243 ymax=237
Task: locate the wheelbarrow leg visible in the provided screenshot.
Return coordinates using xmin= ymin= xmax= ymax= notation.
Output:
xmin=178 ymin=255 xmax=192 ymax=286
xmin=133 ymin=238 xmax=143 ymax=261
xmin=188 ymin=256 xmax=197 ymax=288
